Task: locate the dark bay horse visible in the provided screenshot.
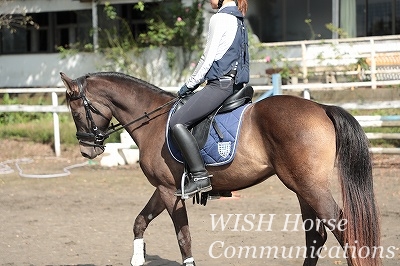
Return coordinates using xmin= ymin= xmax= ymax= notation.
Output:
xmin=60 ymin=72 xmax=380 ymax=266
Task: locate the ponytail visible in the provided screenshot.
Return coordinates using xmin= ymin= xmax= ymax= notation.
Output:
xmin=237 ymin=0 xmax=248 ymax=15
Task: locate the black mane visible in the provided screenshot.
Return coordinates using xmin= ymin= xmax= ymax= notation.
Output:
xmin=87 ymin=72 xmax=175 ymax=97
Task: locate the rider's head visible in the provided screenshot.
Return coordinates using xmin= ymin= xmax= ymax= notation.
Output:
xmin=214 ymin=0 xmax=248 ymax=15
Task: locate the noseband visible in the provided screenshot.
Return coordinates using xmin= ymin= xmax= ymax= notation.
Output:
xmin=69 ymin=76 xmax=178 ymax=149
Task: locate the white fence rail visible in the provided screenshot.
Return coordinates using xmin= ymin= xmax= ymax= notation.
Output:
xmin=0 ymin=88 xmax=66 ymax=157
xmin=355 ymin=115 xmax=400 ymax=154
xmin=1 ymin=87 xmax=399 ymax=156
xmin=250 ymin=35 xmax=400 ymax=90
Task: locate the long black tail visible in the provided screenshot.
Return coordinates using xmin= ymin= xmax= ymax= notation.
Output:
xmin=325 ymin=105 xmax=381 ymax=266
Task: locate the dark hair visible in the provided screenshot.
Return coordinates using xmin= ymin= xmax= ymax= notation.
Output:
xmin=219 ymin=0 xmax=248 ymax=15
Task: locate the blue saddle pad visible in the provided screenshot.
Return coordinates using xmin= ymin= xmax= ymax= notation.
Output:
xmin=166 ymin=103 xmax=250 ymax=166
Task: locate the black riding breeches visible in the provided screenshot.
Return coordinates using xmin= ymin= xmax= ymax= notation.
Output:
xmin=169 ymin=78 xmax=235 ymax=129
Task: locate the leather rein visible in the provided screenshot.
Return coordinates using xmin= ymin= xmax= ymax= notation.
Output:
xmin=69 ymin=77 xmax=178 ymax=149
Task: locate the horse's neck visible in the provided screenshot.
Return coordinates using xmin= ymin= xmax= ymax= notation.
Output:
xmin=108 ymin=85 xmax=171 ymax=147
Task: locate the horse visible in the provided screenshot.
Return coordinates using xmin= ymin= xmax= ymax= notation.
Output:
xmin=60 ymin=71 xmax=380 ymax=266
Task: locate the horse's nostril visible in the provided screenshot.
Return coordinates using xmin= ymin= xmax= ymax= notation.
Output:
xmin=81 ymin=152 xmax=91 ymax=159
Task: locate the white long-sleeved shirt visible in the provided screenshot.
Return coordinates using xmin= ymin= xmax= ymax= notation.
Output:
xmin=186 ymin=2 xmax=239 ymax=89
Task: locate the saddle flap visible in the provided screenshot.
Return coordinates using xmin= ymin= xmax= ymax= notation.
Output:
xmin=192 ymin=112 xmax=216 ymax=149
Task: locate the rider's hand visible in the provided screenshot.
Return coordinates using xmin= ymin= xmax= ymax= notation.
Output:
xmin=178 ymin=84 xmax=191 ymax=98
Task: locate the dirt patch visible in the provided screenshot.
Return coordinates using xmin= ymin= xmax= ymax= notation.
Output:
xmin=0 ymin=140 xmax=399 ymax=266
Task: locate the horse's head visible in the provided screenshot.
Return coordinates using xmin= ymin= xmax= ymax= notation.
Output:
xmin=60 ymin=72 xmax=112 ymax=159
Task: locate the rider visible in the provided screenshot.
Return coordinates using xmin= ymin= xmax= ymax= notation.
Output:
xmin=170 ymin=0 xmax=250 ymax=197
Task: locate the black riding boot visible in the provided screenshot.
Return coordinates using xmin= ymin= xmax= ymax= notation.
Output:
xmin=171 ymin=124 xmax=212 ymax=197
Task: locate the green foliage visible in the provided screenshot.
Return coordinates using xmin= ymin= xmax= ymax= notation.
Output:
xmin=104 ymin=2 xmax=118 ymax=19
xmin=61 ymin=1 xmax=206 ymax=77
xmin=263 ymin=46 xmax=300 ymax=80
xmin=0 ymin=93 xmax=52 ymax=124
xmin=1 ymin=93 xmax=398 ymax=148
xmin=326 ymin=23 xmax=349 ymax=39
xmin=135 ymin=1 xmax=205 ymax=50
xmin=348 ymin=108 xmax=400 ymax=148
xmin=0 ymin=113 xmax=120 ymax=145
xmin=0 ymin=2 xmax=39 ymax=33
xmin=305 ymin=19 xmax=321 ymax=40
xmin=349 ymin=108 xmax=400 ymax=116
xmin=135 ymin=0 xmax=205 ymax=74
xmin=0 ymin=93 xmax=120 ymax=145
xmin=57 ymin=42 xmax=94 ymax=58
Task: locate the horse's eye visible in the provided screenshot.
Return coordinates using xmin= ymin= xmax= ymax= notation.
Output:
xmin=72 ymin=112 xmax=82 ymax=121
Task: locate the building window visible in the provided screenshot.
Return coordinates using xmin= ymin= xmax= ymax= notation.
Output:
xmin=0 ymin=10 xmax=91 ymax=54
xmin=397 ymin=0 xmax=400 ymax=34
xmin=357 ymin=0 xmax=399 ymax=37
xmin=0 ymin=2 xmax=160 ymax=54
xmin=98 ymin=3 xmax=158 ymax=43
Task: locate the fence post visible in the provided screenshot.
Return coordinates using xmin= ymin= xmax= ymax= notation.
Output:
xmin=303 ymin=88 xmax=311 ymax=99
xmin=370 ymin=39 xmax=377 ymax=89
xmin=52 ymin=92 xmax=61 ymax=157
xmin=272 ymin=73 xmax=282 ymax=95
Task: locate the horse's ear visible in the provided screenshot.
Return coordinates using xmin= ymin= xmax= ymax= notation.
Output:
xmin=60 ymin=72 xmax=79 ymax=96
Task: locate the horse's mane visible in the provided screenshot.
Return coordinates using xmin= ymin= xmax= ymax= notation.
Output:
xmin=87 ymin=72 xmax=175 ymax=97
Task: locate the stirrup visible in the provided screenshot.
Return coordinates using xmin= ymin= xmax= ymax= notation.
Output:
xmin=175 ymin=171 xmax=212 ymax=199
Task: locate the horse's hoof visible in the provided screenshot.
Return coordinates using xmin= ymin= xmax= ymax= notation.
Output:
xmin=182 ymin=257 xmax=195 ymax=266
xmin=130 ymin=258 xmax=145 ymax=266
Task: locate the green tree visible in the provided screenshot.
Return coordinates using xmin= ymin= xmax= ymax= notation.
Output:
xmin=62 ymin=0 xmax=206 ymax=84
xmin=0 ymin=0 xmax=38 ymax=33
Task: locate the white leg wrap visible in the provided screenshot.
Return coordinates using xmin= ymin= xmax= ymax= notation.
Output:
xmin=183 ymin=257 xmax=195 ymax=265
xmin=131 ymin=238 xmax=145 ymax=266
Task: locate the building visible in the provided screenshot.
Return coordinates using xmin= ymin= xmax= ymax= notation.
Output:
xmin=0 ymin=0 xmax=399 ymax=87
xmin=0 ymin=0 xmax=155 ymax=54
xmin=249 ymin=0 xmax=400 ymax=42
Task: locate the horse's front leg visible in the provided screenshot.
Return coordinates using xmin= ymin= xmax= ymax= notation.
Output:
xmin=157 ymin=185 xmax=194 ymax=266
xmin=131 ymin=188 xmax=166 ymax=266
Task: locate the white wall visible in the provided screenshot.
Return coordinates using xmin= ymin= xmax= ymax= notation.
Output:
xmin=1 ymin=0 xmax=147 ymax=14
xmin=0 ymin=48 xmax=189 ymax=88
xmin=0 ymin=53 xmax=101 ymax=87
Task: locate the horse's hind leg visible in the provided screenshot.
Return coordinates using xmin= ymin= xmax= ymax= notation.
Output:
xmin=131 ymin=188 xmax=166 ymax=266
xmin=294 ymin=182 xmax=348 ymax=264
xmin=297 ymin=195 xmax=328 ymax=266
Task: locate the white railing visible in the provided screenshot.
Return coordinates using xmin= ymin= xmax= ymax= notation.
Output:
xmin=355 ymin=116 xmax=400 ymax=154
xmin=0 ymin=88 xmax=66 ymax=157
xmin=250 ymin=35 xmax=400 ymax=90
xmin=1 ymin=87 xmax=399 ymax=156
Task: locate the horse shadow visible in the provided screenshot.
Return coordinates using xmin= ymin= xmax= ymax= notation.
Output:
xmin=50 ymin=257 xmax=180 ymax=266
xmin=144 ymin=254 xmax=181 ymax=265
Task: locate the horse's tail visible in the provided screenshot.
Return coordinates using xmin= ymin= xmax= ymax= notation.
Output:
xmin=325 ymin=105 xmax=381 ymax=266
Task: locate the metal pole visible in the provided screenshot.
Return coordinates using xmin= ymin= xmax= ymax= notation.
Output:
xmin=92 ymin=0 xmax=99 ymax=52
xmin=52 ymin=92 xmax=61 ymax=157
xmin=301 ymin=41 xmax=308 ymax=83
xmin=332 ymin=0 xmax=339 ymax=39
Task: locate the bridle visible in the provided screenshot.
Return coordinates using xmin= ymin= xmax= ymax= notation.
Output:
xmin=69 ymin=76 xmax=178 ymax=149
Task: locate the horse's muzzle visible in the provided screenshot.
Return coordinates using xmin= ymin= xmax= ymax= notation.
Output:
xmin=80 ymin=145 xmax=104 ymax=159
